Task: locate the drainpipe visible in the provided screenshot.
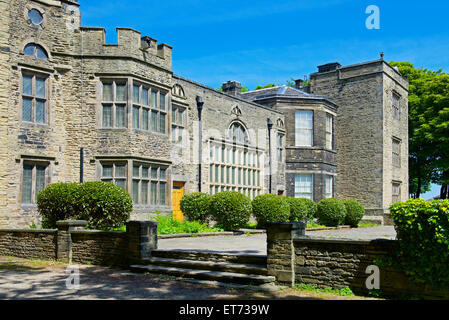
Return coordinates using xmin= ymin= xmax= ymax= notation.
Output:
xmin=80 ymin=147 xmax=84 ymax=183
xmin=267 ymin=118 xmax=273 ymax=194
xmin=196 ymin=96 xmax=204 ymax=192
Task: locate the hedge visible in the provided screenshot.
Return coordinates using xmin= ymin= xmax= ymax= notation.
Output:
xmin=180 ymin=192 xmax=211 ymax=223
xmin=208 ymin=191 xmax=252 ymax=231
xmin=390 ymin=198 xmax=449 ymax=289
xmin=343 ymin=199 xmax=365 ymax=227
xmin=286 ymin=197 xmax=317 ymax=222
xmin=316 ymin=198 xmax=347 ymax=227
xmin=252 ymin=194 xmax=290 ymax=228
xmin=37 ymin=181 xmax=133 ymax=230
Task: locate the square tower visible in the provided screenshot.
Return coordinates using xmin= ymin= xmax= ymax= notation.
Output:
xmin=310 ymin=58 xmax=409 ymax=224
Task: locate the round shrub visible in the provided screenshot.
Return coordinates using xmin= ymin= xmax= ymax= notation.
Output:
xmin=180 ymin=192 xmax=211 ymax=223
xmin=208 ymin=191 xmax=252 ymax=231
xmin=316 ymin=198 xmax=347 ymax=227
xmin=76 ymin=181 xmax=133 ymax=230
xmin=343 ymin=200 xmax=365 ymax=227
xmin=37 ymin=182 xmax=80 ymax=229
xmin=252 ymin=194 xmax=290 ymax=228
xmin=37 ymin=181 xmax=133 ymax=230
xmin=286 ymin=197 xmax=317 ymax=222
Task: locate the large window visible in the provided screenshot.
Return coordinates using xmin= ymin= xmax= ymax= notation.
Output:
xmin=102 ymin=81 xmax=127 ymax=128
xmin=132 ymin=83 xmax=167 ymax=134
xmin=22 ymin=162 xmax=48 ymax=204
xmin=295 ymin=174 xmax=313 ymax=200
xmin=100 ymin=162 xmax=127 ymax=190
xmin=171 ymin=105 xmax=185 ymax=143
xmin=295 ymin=110 xmax=313 ymax=147
xmin=325 ymin=113 xmax=333 ymax=150
xmin=209 ymin=142 xmax=262 ymax=200
xmin=392 ymin=138 xmax=401 ymax=168
xmin=22 ymin=73 xmax=47 ymax=124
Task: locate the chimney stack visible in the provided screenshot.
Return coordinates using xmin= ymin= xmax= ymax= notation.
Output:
xmin=294 ymin=79 xmax=304 ymax=89
xmin=317 ymin=62 xmax=342 ymax=73
xmin=222 ymin=81 xmax=242 ymax=96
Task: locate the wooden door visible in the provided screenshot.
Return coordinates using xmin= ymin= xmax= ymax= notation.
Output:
xmin=172 ymin=182 xmax=185 ymax=221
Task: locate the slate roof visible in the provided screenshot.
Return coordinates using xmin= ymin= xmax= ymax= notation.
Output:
xmin=240 ymin=85 xmax=337 ymax=107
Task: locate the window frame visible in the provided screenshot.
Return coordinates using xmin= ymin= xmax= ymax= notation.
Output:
xmin=21 ymin=71 xmax=48 ymax=125
xmin=171 ymin=104 xmax=186 ymax=143
xmin=392 ymin=182 xmax=401 ymax=204
xmin=324 ymin=175 xmax=333 ymax=199
xmin=325 ymin=113 xmax=333 ymax=150
xmin=101 ymin=80 xmax=128 ymax=129
xmin=294 ymin=173 xmax=314 ymax=200
xmin=21 ymin=160 xmax=50 ymax=205
xmin=392 ymin=91 xmax=401 ymax=120
xmin=295 ymin=110 xmax=314 ymax=147
xmin=131 ymin=162 xmax=168 ymax=207
xmin=392 ymin=137 xmax=401 ymax=168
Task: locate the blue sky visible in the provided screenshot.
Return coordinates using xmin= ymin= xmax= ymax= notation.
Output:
xmin=78 ymin=0 xmax=448 ymax=198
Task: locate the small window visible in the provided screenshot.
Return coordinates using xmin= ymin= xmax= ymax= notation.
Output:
xmin=277 ymin=133 xmax=284 ymax=162
xmin=28 ymin=9 xmax=43 ymax=25
xmin=295 ymin=110 xmax=313 ymax=147
xmin=392 ymin=92 xmax=401 ymax=120
xmin=22 ymin=73 xmax=47 ymax=124
xmin=392 ymin=183 xmax=401 ymax=204
xmin=392 ymin=138 xmax=401 ymax=168
xmin=24 ymin=43 xmax=48 ymax=60
xmin=325 ymin=113 xmax=333 ymax=150
xmin=325 ymin=175 xmax=333 ymax=199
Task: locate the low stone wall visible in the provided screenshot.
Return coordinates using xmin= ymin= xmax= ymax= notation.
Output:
xmin=0 ymin=220 xmax=157 ymax=267
xmin=0 ymin=229 xmax=57 ymax=260
xmin=266 ymin=222 xmax=449 ymax=299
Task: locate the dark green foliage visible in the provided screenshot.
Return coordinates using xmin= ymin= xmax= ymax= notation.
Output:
xmin=286 ymin=197 xmax=317 ymax=222
xmin=252 ymin=194 xmax=290 ymax=228
xmin=37 ymin=181 xmax=132 ymax=230
xmin=208 ymin=191 xmax=252 ymax=231
xmin=343 ymin=199 xmax=365 ymax=227
xmin=76 ymin=182 xmax=133 ymax=230
xmin=180 ymin=192 xmax=211 ymax=223
xmin=316 ymin=198 xmax=347 ymax=227
xmin=37 ymin=182 xmax=80 ymax=229
xmin=390 ymin=199 xmax=449 ymax=289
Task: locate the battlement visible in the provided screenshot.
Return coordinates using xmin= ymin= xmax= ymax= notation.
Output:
xmin=79 ymin=27 xmax=172 ymax=70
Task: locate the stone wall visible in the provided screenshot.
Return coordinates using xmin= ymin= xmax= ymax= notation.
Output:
xmin=0 ymin=220 xmax=157 ymax=267
xmin=266 ymin=222 xmax=449 ymax=299
xmin=0 ymin=229 xmax=57 ymax=260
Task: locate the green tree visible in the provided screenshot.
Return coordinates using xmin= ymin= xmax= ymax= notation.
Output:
xmin=254 ymin=83 xmax=276 ymax=90
xmin=390 ymin=62 xmax=449 ymax=199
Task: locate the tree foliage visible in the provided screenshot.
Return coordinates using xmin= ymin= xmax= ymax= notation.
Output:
xmin=390 ymin=62 xmax=449 ymax=199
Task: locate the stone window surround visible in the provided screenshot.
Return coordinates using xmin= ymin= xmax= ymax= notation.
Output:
xmin=392 ymin=180 xmax=402 ymax=204
xmin=277 ymin=131 xmax=285 ymax=163
xmin=392 ymin=90 xmax=401 ymax=120
xmin=20 ymin=67 xmax=51 ymax=126
xmin=289 ymin=170 xmax=337 ymax=201
xmin=171 ymin=103 xmax=186 ymax=144
xmin=24 ymin=3 xmax=48 ymax=29
xmin=208 ymin=139 xmax=264 ymax=199
xmin=98 ymin=77 xmax=169 ymax=136
xmin=96 ymin=158 xmax=170 ymax=209
xmin=20 ymin=40 xmax=52 ymax=62
xmin=392 ymin=136 xmax=402 ymax=168
xmin=325 ymin=175 xmax=334 ymax=198
xmin=19 ymin=156 xmax=53 ymax=207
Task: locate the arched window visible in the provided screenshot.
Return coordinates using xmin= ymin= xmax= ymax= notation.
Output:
xmin=229 ymin=122 xmax=248 ymax=144
xmin=24 ymin=43 xmax=48 ymax=60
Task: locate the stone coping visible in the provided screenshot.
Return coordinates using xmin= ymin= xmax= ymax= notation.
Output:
xmin=159 ymin=229 xmax=266 ymax=239
xmin=294 ymin=236 xmax=397 ymax=246
xmin=70 ymin=230 xmax=127 ymax=235
xmin=0 ymin=229 xmax=57 ymax=233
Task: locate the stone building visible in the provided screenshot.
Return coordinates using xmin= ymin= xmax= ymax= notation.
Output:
xmin=0 ymin=0 xmax=408 ymax=228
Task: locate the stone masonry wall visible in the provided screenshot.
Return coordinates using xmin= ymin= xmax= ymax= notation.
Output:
xmin=0 ymin=229 xmax=57 ymax=260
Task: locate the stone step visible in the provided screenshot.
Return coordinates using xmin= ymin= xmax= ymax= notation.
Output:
xmin=151 ymin=249 xmax=267 ymax=265
xmin=130 ymin=264 xmax=275 ymax=286
xmin=141 ymin=257 xmax=268 ymax=275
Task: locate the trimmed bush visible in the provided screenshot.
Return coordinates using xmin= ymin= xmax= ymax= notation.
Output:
xmin=390 ymin=199 xmax=449 ymax=289
xmin=252 ymin=194 xmax=290 ymax=228
xmin=37 ymin=182 xmax=80 ymax=229
xmin=76 ymin=181 xmax=133 ymax=230
xmin=208 ymin=191 xmax=252 ymax=231
xmin=316 ymin=198 xmax=347 ymax=227
xmin=37 ymin=181 xmax=133 ymax=231
xmin=343 ymin=200 xmax=365 ymax=227
xmin=286 ymin=197 xmax=317 ymax=222
xmin=180 ymin=192 xmax=211 ymax=223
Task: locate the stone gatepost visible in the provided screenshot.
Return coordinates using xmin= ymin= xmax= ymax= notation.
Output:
xmin=126 ymin=221 xmax=158 ymax=264
xmin=266 ymin=222 xmax=306 ymax=287
xmin=56 ymin=220 xmax=88 ymax=263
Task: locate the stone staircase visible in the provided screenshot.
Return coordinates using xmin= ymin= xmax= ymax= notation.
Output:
xmin=130 ymin=249 xmax=277 ymax=291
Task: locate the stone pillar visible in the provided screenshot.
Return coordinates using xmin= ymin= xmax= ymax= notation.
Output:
xmin=56 ymin=220 xmax=88 ymax=263
xmin=126 ymin=221 xmax=158 ymax=264
xmin=266 ymin=222 xmax=306 ymax=287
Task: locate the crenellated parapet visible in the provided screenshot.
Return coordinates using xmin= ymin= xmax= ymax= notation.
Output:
xmin=79 ymin=26 xmax=172 ymax=71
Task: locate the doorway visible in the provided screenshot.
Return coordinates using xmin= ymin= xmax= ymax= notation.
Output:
xmin=172 ymin=182 xmax=185 ymax=221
